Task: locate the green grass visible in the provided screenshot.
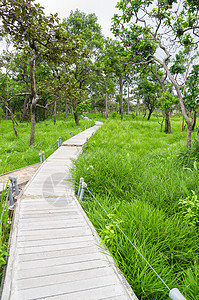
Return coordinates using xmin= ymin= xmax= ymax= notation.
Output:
xmin=72 ymin=117 xmax=199 ymax=299
xmin=0 ymin=187 xmax=10 ymax=284
xmin=0 ymin=114 xmax=96 ymax=174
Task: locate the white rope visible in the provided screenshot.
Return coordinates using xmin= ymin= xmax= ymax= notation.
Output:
xmin=86 ymin=187 xmax=171 ymax=292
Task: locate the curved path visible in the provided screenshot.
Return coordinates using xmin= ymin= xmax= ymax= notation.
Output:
xmin=2 ymin=124 xmax=138 ymax=300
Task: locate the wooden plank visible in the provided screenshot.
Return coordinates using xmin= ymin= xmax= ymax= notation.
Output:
xmin=15 ymin=275 xmax=122 ymax=300
xmin=17 ymin=260 xmax=108 ymax=279
xmin=16 ymin=266 xmax=113 ymax=290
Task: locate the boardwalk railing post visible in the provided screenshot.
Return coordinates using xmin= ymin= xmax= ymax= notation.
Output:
xmin=42 ymin=151 xmax=45 ymax=161
xmin=39 ymin=153 xmax=43 ymax=162
xmin=169 ymin=288 xmax=186 ymax=300
xmin=79 ymin=182 xmax=87 ymax=201
xmin=57 ymin=139 xmax=60 ymax=148
xmin=8 ymin=182 xmax=14 ymax=205
xmin=12 ymin=176 xmax=19 ymax=196
xmin=70 ymin=131 xmax=73 ymax=137
xmin=59 ymin=136 xmax=61 ymax=145
xmin=78 ymin=177 xmax=84 ymax=197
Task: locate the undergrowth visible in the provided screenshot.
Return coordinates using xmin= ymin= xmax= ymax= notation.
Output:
xmin=0 ymin=114 xmax=96 ymax=174
xmin=72 ymin=118 xmax=199 ymax=300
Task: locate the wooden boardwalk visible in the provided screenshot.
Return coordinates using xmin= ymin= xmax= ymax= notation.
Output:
xmin=1 ymin=125 xmax=138 ymax=300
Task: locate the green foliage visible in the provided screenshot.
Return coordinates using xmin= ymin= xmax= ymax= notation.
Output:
xmin=0 ymin=115 xmax=95 ymax=173
xmin=177 ymin=140 xmax=199 ymax=169
xmin=159 ymin=92 xmax=177 ymax=111
xmin=178 ymin=191 xmax=199 ymax=227
xmin=72 ymin=118 xmax=199 ymax=299
xmin=0 ymin=186 xmax=10 ymax=283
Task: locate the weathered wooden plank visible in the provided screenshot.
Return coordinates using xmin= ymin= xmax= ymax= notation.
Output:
xmin=19 ymin=252 xmax=104 ymax=270
xmin=17 ymin=235 xmax=93 ymax=248
xmin=15 ymin=275 xmax=122 ymax=300
xmin=47 ymin=285 xmax=128 ymax=300
xmin=16 ymin=266 xmax=113 ymax=290
xmin=17 ymin=227 xmax=92 ymax=242
xmin=18 ymin=245 xmax=99 ymax=261
xmin=17 ymin=260 xmax=108 ymax=279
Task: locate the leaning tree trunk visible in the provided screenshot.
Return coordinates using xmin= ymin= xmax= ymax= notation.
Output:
xmin=105 ymin=92 xmax=108 ymax=119
xmin=119 ymin=75 xmax=123 ymax=121
xmin=5 ymin=105 xmax=18 ymax=136
xmin=192 ymin=111 xmax=197 ymax=131
xmin=162 ymin=62 xmax=192 ymax=148
xmin=147 ymin=108 xmax=153 ymax=120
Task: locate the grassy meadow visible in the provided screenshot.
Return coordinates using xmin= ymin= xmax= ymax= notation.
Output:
xmin=72 ymin=117 xmax=199 ymax=299
xmin=0 ymin=114 xmax=96 ymax=174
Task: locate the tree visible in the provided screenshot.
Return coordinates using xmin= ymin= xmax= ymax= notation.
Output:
xmin=63 ymin=10 xmax=104 ymax=125
xmin=0 ymin=0 xmax=82 ymax=145
xmin=112 ymin=0 xmax=199 ymax=148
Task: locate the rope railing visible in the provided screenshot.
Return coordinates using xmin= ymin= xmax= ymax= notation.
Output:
xmin=77 ymin=178 xmax=187 ymax=300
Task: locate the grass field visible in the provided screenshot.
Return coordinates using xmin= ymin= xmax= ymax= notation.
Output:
xmin=0 ymin=114 xmax=96 ymax=174
xmin=72 ymin=117 xmax=199 ymax=299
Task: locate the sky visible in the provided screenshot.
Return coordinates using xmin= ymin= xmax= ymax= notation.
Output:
xmin=36 ymin=0 xmax=119 ymax=38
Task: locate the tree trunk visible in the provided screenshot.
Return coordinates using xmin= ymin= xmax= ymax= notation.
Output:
xmin=65 ymin=99 xmax=68 ymax=120
xmin=197 ymin=130 xmax=199 ymax=142
xmin=147 ymin=108 xmax=153 ymax=120
xmin=136 ymin=101 xmax=139 ymax=116
xmin=105 ymin=92 xmax=108 ymax=119
xmin=6 ymin=106 xmax=17 ymax=136
xmin=162 ymin=61 xmax=192 ymax=148
xmin=187 ymin=124 xmax=192 ymax=149
xmin=192 ymin=111 xmax=196 ymax=131
xmin=119 ymin=75 xmax=123 ymax=121
xmin=54 ymin=98 xmax=57 ymax=125
xmin=127 ymin=85 xmax=130 ymax=115
xmin=29 ymin=55 xmax=40 ymax=146
xmin=182 ymin=116 xmax=185 ymax=132
xmin=30 ymin=103 xmax=36 ymax=146
xmin=74 ymin=113 xmax=79 ymax=126
xmin=94 ymin=99 xmax=97 ymax=114
xmin=20 ymin=78 xmax=29 ymax=123
xmin=164 ymin=111 xmax=171 ymax=134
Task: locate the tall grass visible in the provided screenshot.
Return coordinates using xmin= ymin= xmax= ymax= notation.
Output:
xmin=72 ymin=117 xmax=199 ymax=299
xmin=0 ymin=186 xmax=10 ymax=284
xmin=0 ymin=114 xmax=95 ymax=174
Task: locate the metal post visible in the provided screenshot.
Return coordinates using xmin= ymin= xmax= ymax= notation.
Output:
xmin=169 ymin=288 xmax=186 ymax=300
xmin=70 ymin=131 xmax=73 ymax=137
xmin=84 ymin=125 xmax=86 ymax=130
xmin=79 ymin=182 xmax=87 ymax=201
xmin=59 ymin=136 xmax=61 ymax=145
xmin=57 ymin=139 xmax=60 ymax=148
xmin=78 ymin=177 xmax=84 ymax=197
xmin=8 ymin=183 xmax=14 ymax=205
xmin=78 ymin=128 xmax=81 ymax=133
xmin=42 ymin=151 xmax=45 ymax=161
xmin=12 ymin=176 xmax=19 ymax=196
xmin=39 ymin=153 xmax=43 ymax=162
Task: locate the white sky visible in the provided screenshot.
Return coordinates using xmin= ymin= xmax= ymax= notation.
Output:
xmin=36 ymin=0 xmax=119 ymax=38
